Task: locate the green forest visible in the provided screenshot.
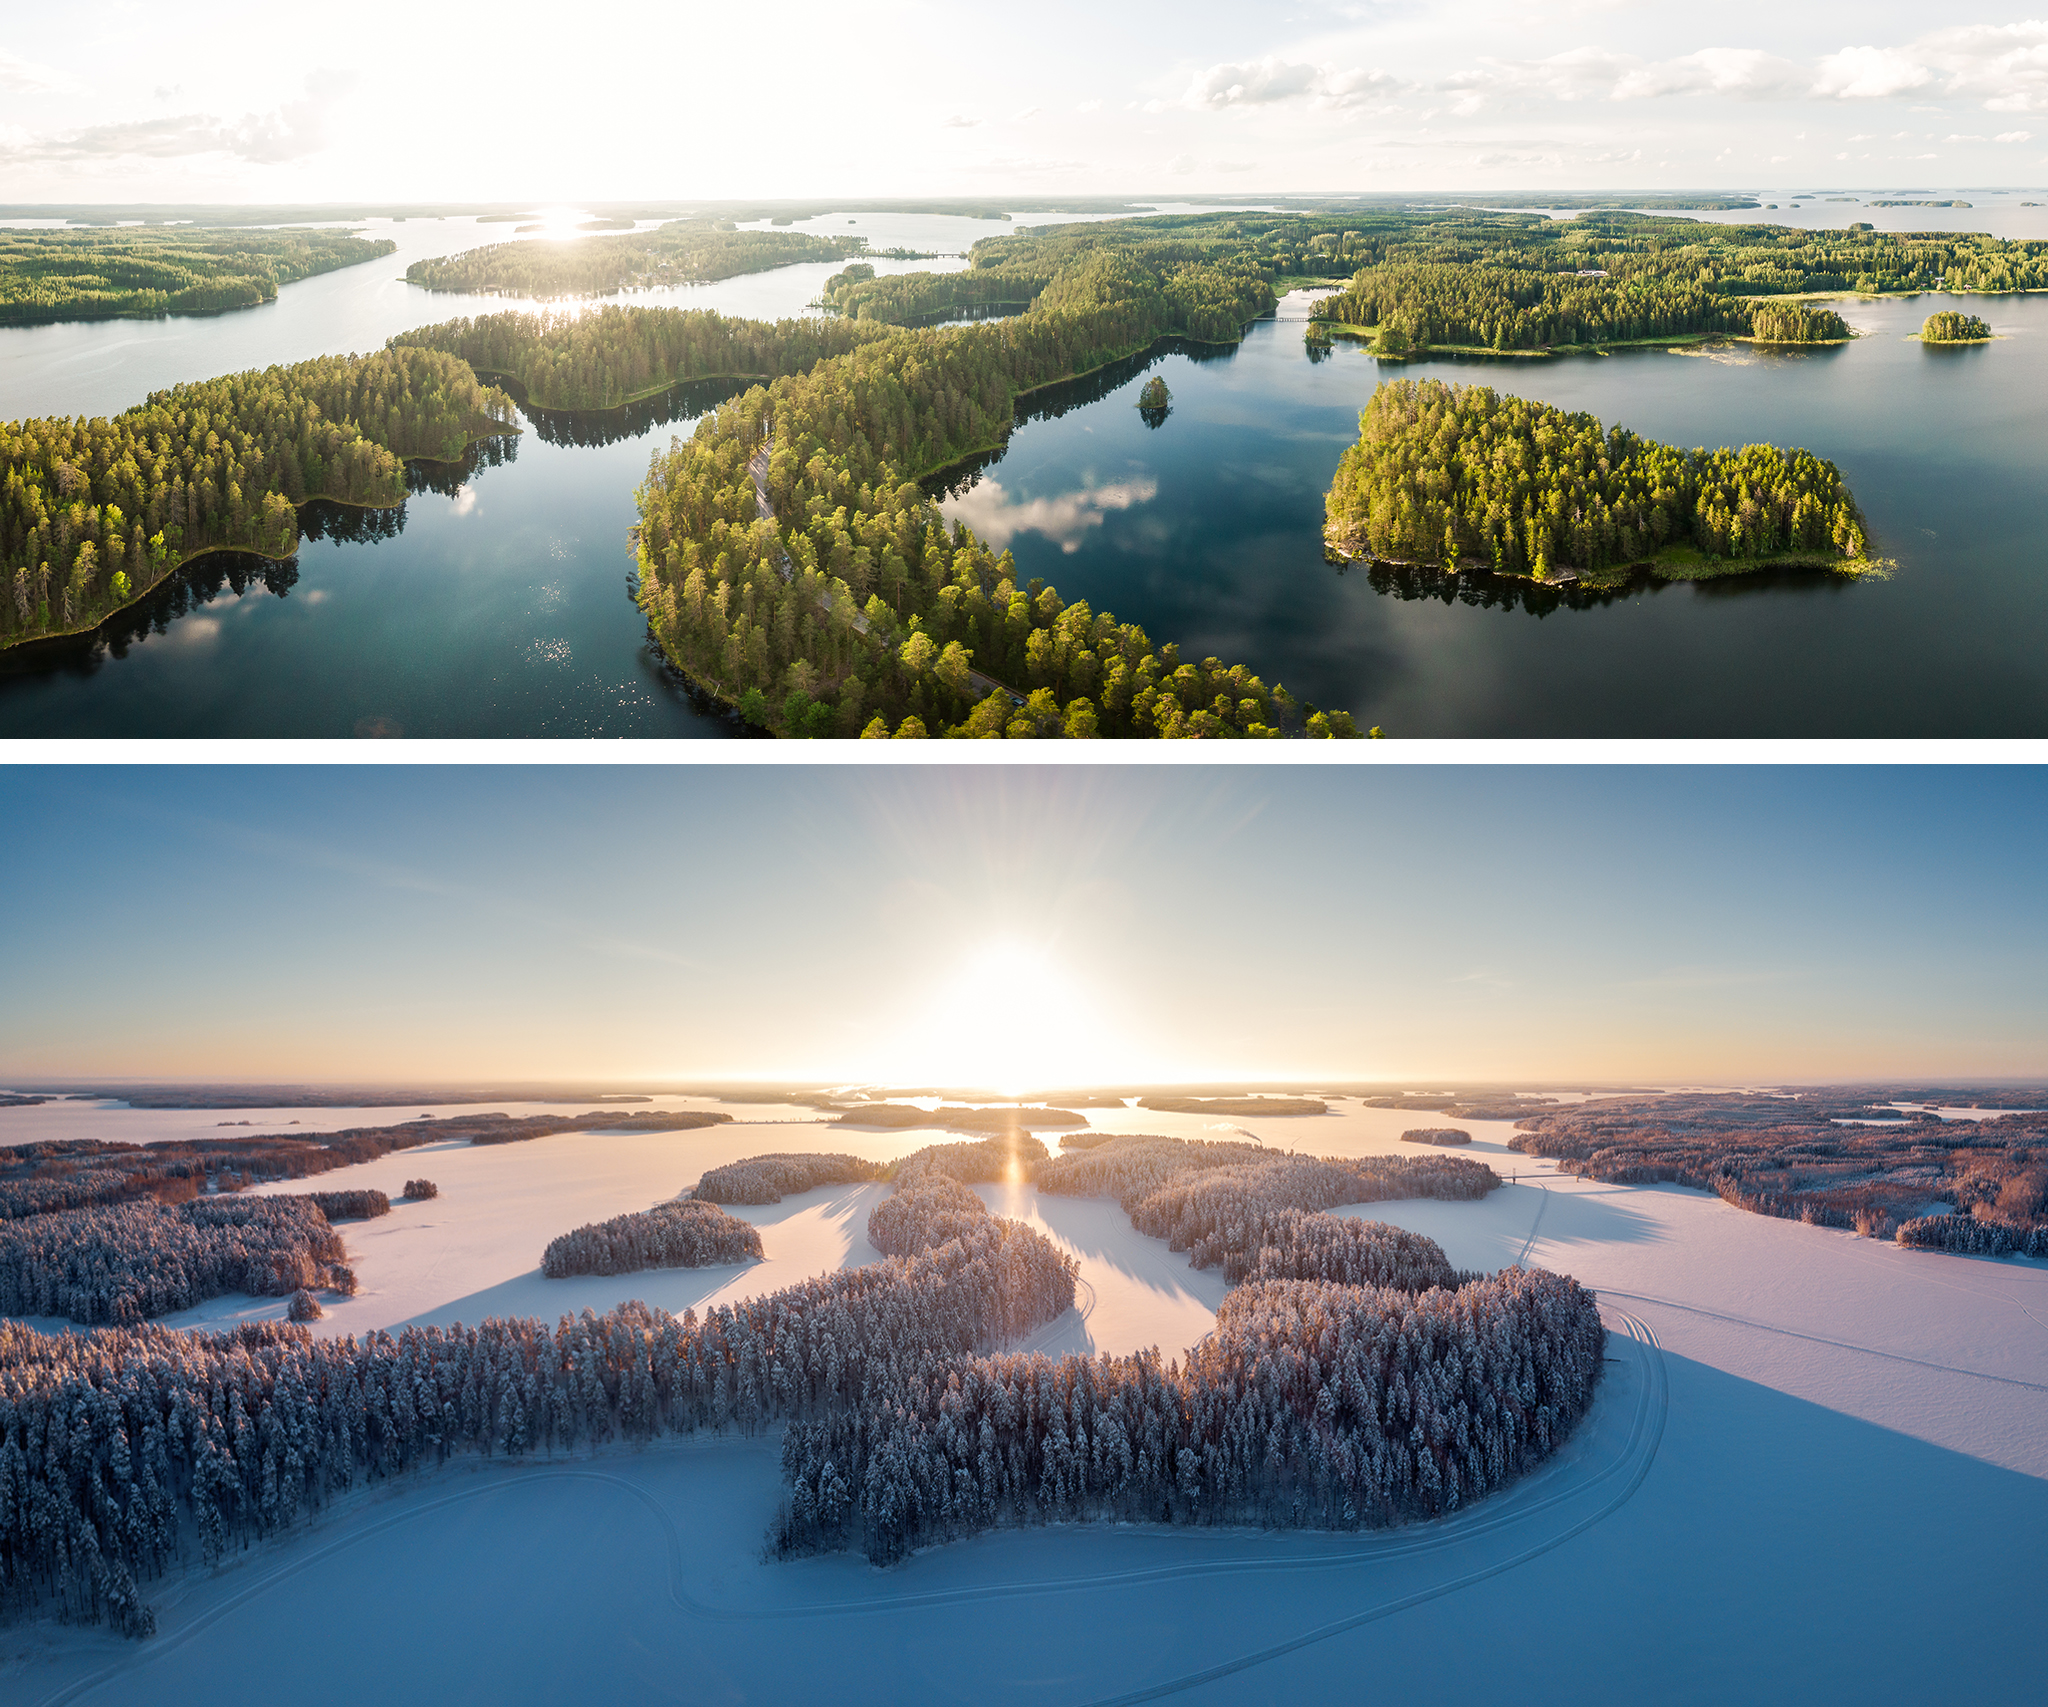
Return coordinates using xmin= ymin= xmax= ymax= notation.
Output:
xmin=404 ymin=221 xmax=876 ymax=299
xmin=1302 ymin=209 xmax=2036 ymax=354
xmin=1922 ymin=310 xmax=1993 ymax=342
xmin=1 ymin=351 xmax=515 ymax=647
xmin=1324 ymin=379 xmax=1871 ymax=584
xmin=0 ymin=228 xmax=395 ymax=325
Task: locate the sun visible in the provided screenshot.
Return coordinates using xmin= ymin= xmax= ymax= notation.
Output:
xmin=882 ymin=940 xmax=1122 ymax=1097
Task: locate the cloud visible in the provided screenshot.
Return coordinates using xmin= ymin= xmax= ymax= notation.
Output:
xmin=1012 ymin=106 xmax=1041 ymax=122
xmin=1171 ymin=56 xmax=1402 ymax=112
xmin=1814 ymin=44 xmax=1936 ymax=100
xmin=1998 ymin=128 xmax=2034 ymax=141
xmin=6 ymin=83 xmax=346 ymax=165
xmin=943 ymin=476 xmax=1158 ymax=554
xmin=941 ymin=115 xmax=980 ymax=129
xmin=1612 ymin=48 xmax=1809 ymax=101
xmin=0 ymin=51 xmax=74 ymax=96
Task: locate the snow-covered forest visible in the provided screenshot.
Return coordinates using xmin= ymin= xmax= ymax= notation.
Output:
xmin=0 ymin=1197 xmax=351 ymax=1325
xmin=0 ymin=1146 xmax=1079 ymax=1636
xmin=772 ymin=1131 xmax=1596 ymax=1562
xmin=0 ymin=1129 xmax=1601 ymax=1637
xmin=540 ymin=1199 xmax=765 ymax=1276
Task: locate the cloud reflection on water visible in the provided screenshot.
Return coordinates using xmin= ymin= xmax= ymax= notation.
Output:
xmin=944 ymin=473 xmax=1158 ymax=553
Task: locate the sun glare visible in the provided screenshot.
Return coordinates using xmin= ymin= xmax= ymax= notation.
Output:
xmin=885 ymin=941 xmax=1122 ymax=1096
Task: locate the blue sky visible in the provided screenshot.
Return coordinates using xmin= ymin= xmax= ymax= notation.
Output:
xmin=5 ymin=6 xmax=2048 ymax=201
xmin=2 ymin=764 xmax=2042 ymax=1085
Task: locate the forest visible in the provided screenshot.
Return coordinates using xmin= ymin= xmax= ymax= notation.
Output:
xmin=1324 ymin=379 xmax=1871 ymax=583
xmin=0 ymin=1196 xmax=353 ymax=1325
xmin=0 ymin=228 xmax=394 ymax=325
xmin=0 ymin=1127 xmax=1603 ymax=1634
xmin=393 ymin=227 xmax=1372 ymax=737
xmin=1506 ymin=1090 xmax=2048 ymax=1247
xmin=0 ymin=1140 xmax=1079 ymax=1635
xmin=774 ymin=1131 xmax=1595 ymax=1564
xmin=540 ymin=1200 xmax=764 ymax=1277
xmin=404 ymin=222 xmax=872 ymax=299
xmin=0 ymin=349 xmax=518 ymax=648
xmin=1301 ymin=208 xmax=2038 ymax=354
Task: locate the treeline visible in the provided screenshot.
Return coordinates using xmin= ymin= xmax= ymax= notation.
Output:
xmin=1324 ymin=380 xmax=1870 ymax=581
xmin=1403 ymin=1128 xmax=1471 ymax=1146
xmin=306 ymin=1190 xmax=388 ymax=1221
xmin=404 ymin=221 xmax=867 ymax=299
xmin=0 ymin=1109 xmax=728 ymax=1217
xmin=1302 ymin=209 xmax=2035 ymax=354
xmin=0 ymin=228 xmax=395 ymax=325
xmin=540 ymin=1200 xmax=764 ymax=1277
xmin=775 ymin=1266 xmax=1604 ymax=1564
xmin=394 ymin=307 xmax=894 ymax=412
xmin=0 ymin=1144 xmax=1077 ymax=1634
xmin=692 ymin=1153 xmax=886 ymax=1204
xmin=1507 ymin=1092 xmax=2048 ymax=1246
xmin=822 ymin=263 xmax=1052 ymax=325
xmin=2 ymin=348 xmax=517 ymax=648
xmin=0 ymin=1197 xmax=351 ymax=1325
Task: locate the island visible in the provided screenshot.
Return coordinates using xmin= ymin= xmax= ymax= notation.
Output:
xmin=1 ymin=350 xmax=518 ymax=650
xmin=1324 ymin=378 xmax=1877 ymax=586
xmin=0 ymin=226 xmax=396 ymax=325
xmin=404 ymin=220 xmax=882 ymax=299
xmin=1921 ymin=309 xmax=1993 ymax=342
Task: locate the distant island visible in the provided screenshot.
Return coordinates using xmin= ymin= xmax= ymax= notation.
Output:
xmin=405 ymin=220 xmax=882 ymax=299
xmin=1921 ymin=310 xmax=1993 ymax=343
xmin=1324 ymin=379 xmax=1876 ymax=586
xmin=0 ymin=227 xmax=394 ymax=326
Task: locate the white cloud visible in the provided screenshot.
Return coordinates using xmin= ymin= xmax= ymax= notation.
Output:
xmin=6 ymin=95 xmax=340 ymax=165
xmin=1172 ymin=56 xmax=1401 ymax=112
xmin=1997 ymin=128 xmax=2034 ymax=141
xmin=941 ymin=115 xmax=980 ymax=129
xmin=1814 ymin=44 xmax=1935 ymax=100
xmin=1612 ymin=47 xmax=1809 ymax=101
xmin=1012 ymin=107 xmax=1041 ymax=122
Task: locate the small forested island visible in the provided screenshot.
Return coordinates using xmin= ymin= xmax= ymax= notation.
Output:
xmin=1921 ymin=310 xmax=1993 ymax=342
xmin=1137 ymin=375 xmax=1171 ymax=421
xmin=0 ymin=350 xmax=518 ymax=649
xmin=0 ymin=227 xmax=395 ymax=325
xmin=1747 ymin=300 xmax=1852 ymax=343
xmin=404 ymin=221 xmax=875 ymax=299
xmin=1324 ymin=379 xmax=1874 ymax=585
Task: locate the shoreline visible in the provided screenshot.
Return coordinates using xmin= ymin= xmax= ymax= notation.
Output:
xmin=0 ymin=430 xmax=517 ymax=654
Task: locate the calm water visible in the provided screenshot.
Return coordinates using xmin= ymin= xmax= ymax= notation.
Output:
xmin=935 ymin=288 xmax=2048 ymax=737
xmin=5 ymin=205 xmax=2048 ymax=736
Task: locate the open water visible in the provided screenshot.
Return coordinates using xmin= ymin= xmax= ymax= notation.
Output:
xmin=3 ymin=205 xmax=2046 ymax=737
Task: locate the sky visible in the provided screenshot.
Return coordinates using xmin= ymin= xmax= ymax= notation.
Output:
xmin=2 ymin=763 xmax=2043 ymax=1089
xmin=7 ymin=6 xmax=2048 ymax=202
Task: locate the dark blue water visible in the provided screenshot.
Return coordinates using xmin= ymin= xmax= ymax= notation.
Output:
xmin=935 ymin=288 xmax=2048 ymax=737
xmin=0 ymin=388 xmax=740 ymax=737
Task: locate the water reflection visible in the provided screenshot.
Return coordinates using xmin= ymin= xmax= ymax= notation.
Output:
xmin=405 ymin=432 xmax=518 ymax=497
xmin=1359 ymin=556 xmax=1867 ymax=616
xmin=510 ymin=376 xmax=753 ymax=448
xmin=1 ymin=551 xmax=303 ymax=680
xmin=944 ymin=474 xmax=1161 ymax=554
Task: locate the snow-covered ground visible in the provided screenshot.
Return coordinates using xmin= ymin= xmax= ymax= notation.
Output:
xmin=4 ymin=1097 xmax=2045 ymax=1704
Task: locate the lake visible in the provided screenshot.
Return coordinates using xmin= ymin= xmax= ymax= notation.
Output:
xmin=4 ymin=207 xmax=2047 ymax=736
